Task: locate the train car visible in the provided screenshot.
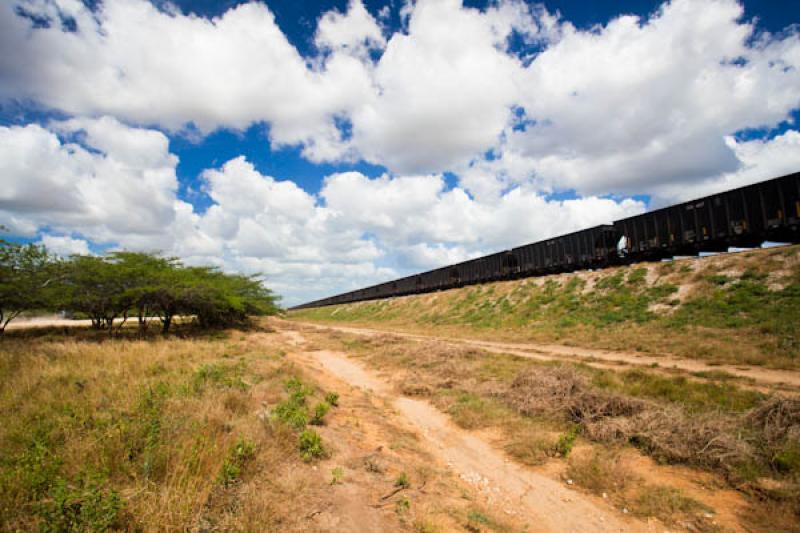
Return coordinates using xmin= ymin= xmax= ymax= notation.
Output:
xmin=615 ymin=171 xmax=800 ymax=257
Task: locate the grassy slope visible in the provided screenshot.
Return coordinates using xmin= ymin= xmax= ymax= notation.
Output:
xmin=293 ymin=245 xmax=800 ymax=369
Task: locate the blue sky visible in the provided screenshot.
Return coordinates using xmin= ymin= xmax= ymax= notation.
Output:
xmin=1 ymin=0 xmax=799 ymax=305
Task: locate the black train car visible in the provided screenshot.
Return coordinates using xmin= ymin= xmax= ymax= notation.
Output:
xmin=511 ymin=225 xmax=617 ymax=277
xmin=615 ymin=171 xmax=800 ymax=257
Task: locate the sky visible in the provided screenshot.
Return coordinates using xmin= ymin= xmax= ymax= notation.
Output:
xmin=1 ymin=0 xmax=799 ymax=306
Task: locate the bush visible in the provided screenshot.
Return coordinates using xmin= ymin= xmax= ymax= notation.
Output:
xmin=38 ymin=476 xmax=123 ymax=532
xmin=218 ymin=438 xmax=257 ymax=487
xmin=298 ymin=429 xmax=326 ymax=462
xmin=324 ymin=392 xmax=340 ymax=407
xmin=554 ymin=426 xmax=579 ymax=457
xmin=310 ymin=401 xmax=330 ymax=426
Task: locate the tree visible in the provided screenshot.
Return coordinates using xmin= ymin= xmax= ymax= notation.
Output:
xmin=59 ymin=255 xmax=134 ymax=334
xmin=0 ymin=240 xmax=57 ymax=334
xmin=105 ymin=252 xmax=181 ymax=333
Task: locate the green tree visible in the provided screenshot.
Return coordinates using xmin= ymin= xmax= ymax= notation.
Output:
xmin=59 ymin=256 xmax=132 ymax=333
xmin=0 ymin=239 xmax=57 ymax=333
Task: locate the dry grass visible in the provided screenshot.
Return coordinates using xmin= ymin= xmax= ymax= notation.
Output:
xmin=302 ymin=328 xmax=800 ymax=529
xmin=0 ymin=327 xmax=329 ymax=531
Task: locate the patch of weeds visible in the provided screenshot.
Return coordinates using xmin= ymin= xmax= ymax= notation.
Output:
xmin=298 ymin=429 xmax=326 ymax=462
xmin=504 ymin=430 xmax=555 ymax=466
xmin=395 ymin=471 xmax=411 ymax=489
xmin=273 ymin=377 xmax=312 ymax=430
xmin=446 ymin=393 xmax=510 ymax=430
xmin=630 ymin=485 xmax=709 ymax=522
xmin=395 ymin=496 xmax=411 ymax=514
xmin=465 ymin=510 xmax=503 ymax=532
xmin=134 ymin=382 xmax=170 ymax=480
xmin=324 ymin=392 xmax=339 ymax=407
xmin=330 ymin=466 xmax=344 ymax=485
xmin=191 ymin=362 xmax=248 ymax=394
xmin=10 ymin=439 xmax=63 ymax=500
xmin=310 ymin=401 xmax=330 ymax=426
xmin=38 ymin=474 xmax=124 ymax=532
xmin=595 ymin=271 xmax=625 ymax=290
xmin=706 ymin=274 xmax=730 ymax=286
xmin=741 ymin=269 xmax=768 ymax=282
xmin=566 ymin=449 xmax=633 ymax=495
xmin=589 ymin=367 xmax=765 ymax=413
xmin=772 ymin=441 xmax=800 ymax=475
xmin=217 ymin=437 xmax=257 ymax=487
xmin=554 ymin=426 xmax=579 ymax=457
xmin=627 ymin=268 xmax=648 ymax=285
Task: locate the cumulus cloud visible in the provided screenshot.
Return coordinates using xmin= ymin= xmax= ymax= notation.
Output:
xmin=0 ymin=117 xmax=178 ymax=242
xmin=37 ymin=234 xmax=91 ymax=257
xmin=315 ymin=0 xmax=385 ymax=55
xmin=0 ymin=0 xmax=373 ymax=159
xmin=499 ymin=0 xmax=800 ymax=199
xmin=348 ymin=0 xmax=523 ymax=173
xmin=3 ymin=0 xmax=798 ymax=193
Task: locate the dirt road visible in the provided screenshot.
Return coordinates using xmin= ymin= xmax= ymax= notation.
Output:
xmin=282 ymin=329 xmax=651 ymax=532
xmin=294 ymin=321 xmax=800 ymax=390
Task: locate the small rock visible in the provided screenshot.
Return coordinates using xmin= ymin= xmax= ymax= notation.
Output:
xmin=703 ymin=513 xmax=713 ymax=519
xmin=566 ymin=479 xmax=573 ymax=485
xmin=622 ymin=508 xmax=628 ymax=514
xmin=602 ymin=492 xmax=608 ymax=499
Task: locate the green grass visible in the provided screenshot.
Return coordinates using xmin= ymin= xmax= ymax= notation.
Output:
xmin=588 ymin=367 xmax=766 ymax=413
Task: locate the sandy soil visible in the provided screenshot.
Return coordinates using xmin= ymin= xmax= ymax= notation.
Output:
xmin=294 ymin=321 xmax=800 ymax=391
xmin=282 ymin=328 xmax=655 ymax=532
xmin=6 ymin=316 xmax=94 ymax=329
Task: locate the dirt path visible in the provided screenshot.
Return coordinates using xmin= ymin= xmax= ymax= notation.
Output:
xmin=283 ymin=329 xmax=651 ymax=532
xmin=294 ymin=321 xmax=800 ymax=390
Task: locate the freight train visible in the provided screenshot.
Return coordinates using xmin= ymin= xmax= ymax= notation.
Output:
xmin=292 ymin=171 xmax=800 ymax=309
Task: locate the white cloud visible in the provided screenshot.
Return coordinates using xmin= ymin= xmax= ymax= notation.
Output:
xmin=0 ymin=117 xmax=178 ymax=241
xmin=0 ymin=0 xmax=373 ymax=158
xmin=3 ymin=0 xmax=798 ymax=194
xmin=652 ymin=130 xmax=800 ymax=203
xmin=315 ymin=0 xmax=385 ymax=55
xmin=498 ymin=0 xmax=800 ymax=200
xmin=37 ymin=234 xmax=91 ymax=257
xmin=349 ymin=0 xmax=523 ymax=173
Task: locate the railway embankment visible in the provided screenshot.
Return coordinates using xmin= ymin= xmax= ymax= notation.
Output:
xmin=292 ymin=244 xmax=800 ymax=371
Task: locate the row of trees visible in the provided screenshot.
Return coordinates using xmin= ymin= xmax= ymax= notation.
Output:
xmin=0 ymin=240 xmax=280 ymax=335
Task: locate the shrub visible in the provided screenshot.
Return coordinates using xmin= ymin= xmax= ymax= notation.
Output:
xmin=218 ymin=438 xmax=257 ymax=487
xmin=38 ymin=476 xmax=123 ymax=532
xmin=298 ymin=429 xmax=326 ymax=462
xmin=325 ymin=392 xmax=340 ymax=407
xmin=395 ymin=471 xmax=410 ymax=489
xmin=554 ymin=426 xmax=579 ymax=457
xmin=310 ymin=401 xmax=330 ymax=426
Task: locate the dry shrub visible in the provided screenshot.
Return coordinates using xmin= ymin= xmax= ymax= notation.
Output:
xmin=747 ymin=396 xmax=800 ymax=447
xmin=505 ymin=366 xmax=756 ymax=474
xmin=588 ymin=409 xmax=754 ymax=471
xmin=505 ymin=366 xmax=588 ymax=416
xmin=399 ymin=372 xmax=434 ymax=396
